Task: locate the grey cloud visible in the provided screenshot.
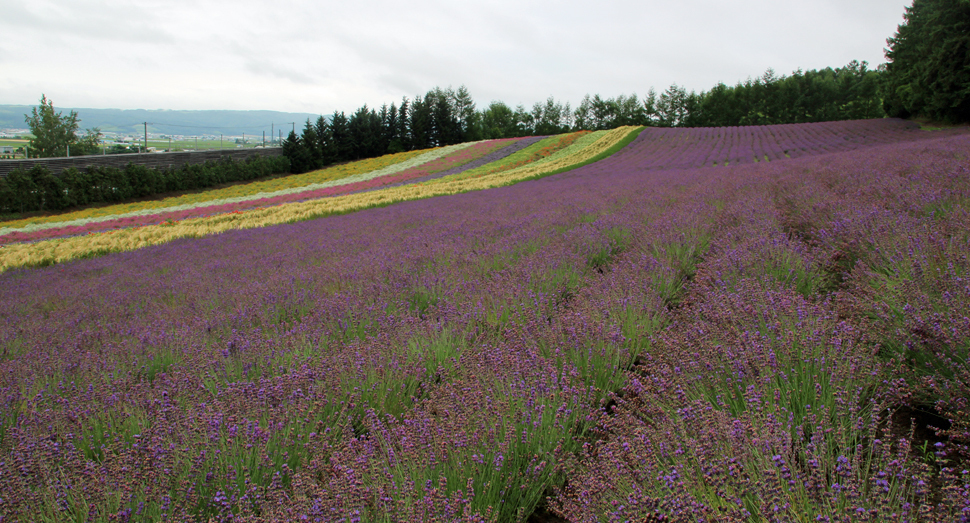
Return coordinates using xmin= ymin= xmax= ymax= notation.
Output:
xmin=0 ymin=0 xmax=911 ymax=112
xmin=3 ymin=1 xmax=175 ymax=45
xmin=244 ymin=59 xmax=318 ymax=85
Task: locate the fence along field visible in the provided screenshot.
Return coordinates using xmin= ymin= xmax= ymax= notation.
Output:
xmin=0 ymin=119 xmax=968 ymax=521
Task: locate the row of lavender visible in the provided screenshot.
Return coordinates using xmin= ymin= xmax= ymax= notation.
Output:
xmin=0 ymin=123 xmax=968 ymax=521
xmin=621 ymin=118 xmax=952 ymax=171
xmin=550 ymin=129 xmax=970 ymax=520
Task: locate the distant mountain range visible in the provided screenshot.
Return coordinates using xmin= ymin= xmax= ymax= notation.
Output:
xmin=0 ymin=105 xmax=325 ymax=137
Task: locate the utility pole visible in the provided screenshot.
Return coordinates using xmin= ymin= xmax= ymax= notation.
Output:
xmin=271 ymin=123 xmax=274 ymax=144
xmin=195 ymin=137 xmax=198 ymax=151
xmin=66 ymin=144 xmax=70 ymax=158
xmin=220 ymin=134 xmax=223 ymax=150
xmin=262 ymin=131 xmax=265 ymax=147
xmin=144 ymin=122 xmax=149 ymax=153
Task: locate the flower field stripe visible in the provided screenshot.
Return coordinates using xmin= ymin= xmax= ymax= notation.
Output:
xmin=432 ymin=127 xmax=635 ymax=187
xmin=0 ymin=118 xmax=933 ymax=235
xmin=519 ymin=124 xmax=644 ymax=181
xmin=0 ymin=120 xmax=950 ymax=269
xmin=445 ymin=132 xmax=588 ymax=181
xmin=2 ymin=119 xmax=928 ymax=238
xmin=0 ymin=135 xmax=575 ymax=245
xmin=0 ymin=128 xmax=640 ymax=271
xmin=385 ymin=135 xmax=546 ymax=187
xmin=3 ymin=122 xmax=970 ymax=520
xmin=0 ymin=140 xmax=526 ymax=244
xmin=0 ymin=143 xmax=475 ymax=237
xmin=336 ymin=138 xmax=526 ymax=195
xmin=0 ymin=147 xmax=436 ymax=231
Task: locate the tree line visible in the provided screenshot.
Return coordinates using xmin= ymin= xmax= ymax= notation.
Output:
xmin=880 ymin=0 xmax=969 ymax=123
xmin=0 ymin=155 xmax=289 ymax=215
xmin=283 ymin=60 xmax=887 ymax=173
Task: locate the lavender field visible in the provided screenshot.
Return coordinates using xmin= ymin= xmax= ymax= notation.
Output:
xmin=1 ymin=119 xmax=969 ymax=522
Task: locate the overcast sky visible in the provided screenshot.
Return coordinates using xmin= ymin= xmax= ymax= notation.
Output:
xmin=0 ymin=0 xmax=910 ymax=115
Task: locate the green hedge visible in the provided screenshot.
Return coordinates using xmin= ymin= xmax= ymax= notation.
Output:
xmin=0 ymin=154 xmax=290 ymax=215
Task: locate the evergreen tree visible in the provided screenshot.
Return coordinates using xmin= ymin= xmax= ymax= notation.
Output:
xmin=299 ymin=119 xmax=321 ymax=170
xmin=595 ymin=94 xmax=620 ymax=130
xmin=695 ymin=83 xmax=735 ymax=127
xmin=643 ymin=88 xmax=659 ymax=126
xmin=615 ymin=94 xmax=645 ymax=127
xmin=397 ymin=97 xmax=411 ymax=151
xmin=348 ymin=105 xmax=382 ymax=159
xmin=24 ymin=94 xmax=102 ymax=158
xmin=532 ymin=97 xmax=571 ymax=135
xmin=429 ymin=87 xmax=459 ymax=146
xmin=481 ymin=101 xmax=517 ymax=138
xmin=385 ymin=103 xmax=403 ymax=153
xmin=882 ymin=0 xmax=970 ymax=122
xmin=656 ymin=84 xmax=692 ymax=127
xmin=314 ymin=115 xmax=335 ymax=165
xmin=329 ymin=111 xmax=353 ymax=162
xmin=574 ymin=95 xmax=595 ymax=131
xmin=453 ymin=85 xmax=478 ymax=141
xmin=513 ymin=104 xmax=534 ymax=136
xmin=410 ymin=95 xmax=433 ymax=150
xmin=377 ymin=104 xmax=391 ymax=154
xmin=282 ymin=130 xmax=313 ymax=174
xmin=837 ymin=61 xmax=882 ymax=120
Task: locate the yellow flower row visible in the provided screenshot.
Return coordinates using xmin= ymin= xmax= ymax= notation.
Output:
xmin=447 ymin=133 xmax=587 ymax=181
xmin=0 ymin=127 xmax=640 ymax=272
xmin=442 ymin=127 xmax=628 ymax=185
xmin=0 ymin=149 xmax=430 ymax=229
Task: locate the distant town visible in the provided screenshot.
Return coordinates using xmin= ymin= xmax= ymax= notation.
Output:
xmin=0 ymin=128 xmax=281 ymax=159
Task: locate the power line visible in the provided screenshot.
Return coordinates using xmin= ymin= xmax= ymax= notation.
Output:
xmin=117 ymin=120 xmax=321 ymax=131
xmin=137 ymin=122 xmax=281 ymax=130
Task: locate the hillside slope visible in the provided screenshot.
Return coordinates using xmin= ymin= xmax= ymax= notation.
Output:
xmin=0 ymin=120 xmax=968 ymax=521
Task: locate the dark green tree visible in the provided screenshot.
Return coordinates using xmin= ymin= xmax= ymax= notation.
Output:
xmin=882 ymin=0 xmax=970 ymax=122
xmin=409 ymin=95 xmax=433 ymax=150
xmin=299 ymin=119 xmax=322 ymax=170
xmin=532 ymin=96 xmax=572 ymax=135
xmin=655 ymin=84 xmax=695 ymax=127
xmin=615 ymin=94 xmax=645 ymax=127
xmin=452 ymin=85 xmax=479 ymax=141
xmin=428 ymin=87 xmax=459 ymax=146
xmin=329 ymin=112 xmax=353 ymax=162
xmin=573 ymin=95 xmax=594 ymax=131
xmin=24 ymin=95 xmax=102 ymax=158
xmin=348 ymin=105 xmax=382 ymax=159
xmin=313 ymin=115 xmax=334 ymax=165
xmin=397 ymin=97 xmax=411 ymax=150
xmin=282 ymin=130 xmax=313 ymax=174
xmin=384 ymin=103 xmax=403 ymax=153
xmin=377 ymin=104 xmax=391 ymax=154
xmin=513 ymin=104 xmax=534 ymax=136
xmin=480 ymin=101 xmax=518 ymax=138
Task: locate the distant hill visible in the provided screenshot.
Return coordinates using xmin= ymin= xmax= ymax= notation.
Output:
xmin=0 ymin=105 xmax=325 ymax=137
